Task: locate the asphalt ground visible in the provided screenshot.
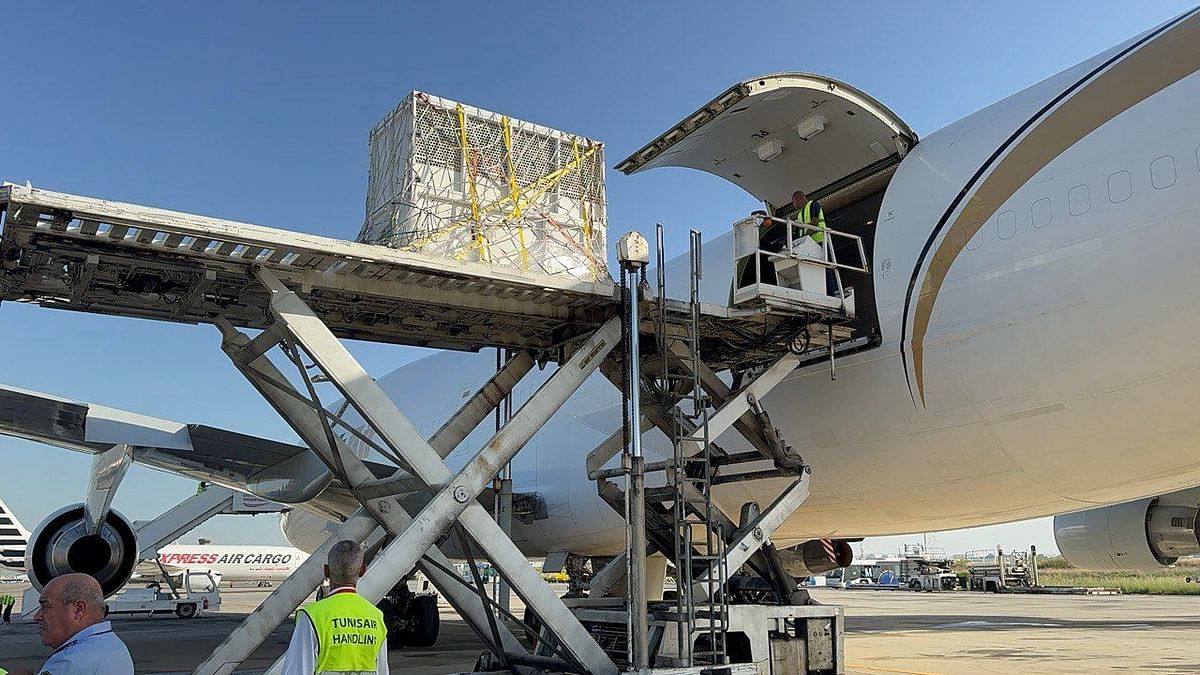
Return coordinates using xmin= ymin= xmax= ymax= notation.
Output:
xmin=1 ymin=582 xmax=1197 ymax=673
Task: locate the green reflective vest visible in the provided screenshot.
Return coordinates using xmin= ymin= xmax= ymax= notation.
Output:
xmin=799 ymin=200 xmax=827 ymax=244
xmin=299 ymin=591 xmax=387 ymax=674
xmin=0 ymin=594 xmax=12 ymax=606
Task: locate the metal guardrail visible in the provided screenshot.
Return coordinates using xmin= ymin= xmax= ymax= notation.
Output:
xmin=732 ymin=214 xmax=869 ymax=300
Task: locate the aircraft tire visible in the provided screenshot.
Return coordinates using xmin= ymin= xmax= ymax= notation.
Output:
xmin=381 ymin=600 xmax=402 ymax=649
xmin=403 ymin=595 xmax=439 ymax=648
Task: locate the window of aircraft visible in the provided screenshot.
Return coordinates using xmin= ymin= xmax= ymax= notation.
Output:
xmin=966 ymin=225 xmax=984 ymax=250
xmin=997 ymin=210 xmax=1017 ymax=240
xmin=1068 ymin=184 xmax=1090 ymax=216
xmin=1107 ymin=171 xmax=1132 ymax=203
xmin=1150 ymin=155 xmax=1176 ymax=190
xmin=1032 ymin=198 xmax=1052 ymax=228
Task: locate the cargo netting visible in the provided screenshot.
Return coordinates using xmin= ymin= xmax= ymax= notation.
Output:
xmin=359 ymin=91 xmax=609 ymax=283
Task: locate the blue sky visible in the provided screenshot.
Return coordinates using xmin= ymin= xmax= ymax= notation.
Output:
xmin=0 ymin=2 xmax=1192 ymax=553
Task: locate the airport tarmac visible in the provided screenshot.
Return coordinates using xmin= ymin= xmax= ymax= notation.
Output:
xmin=2 ymin=584 xmax=1198 ymax=673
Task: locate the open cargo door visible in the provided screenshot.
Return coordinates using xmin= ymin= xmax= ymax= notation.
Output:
xmin=616 ymin=73 xmax=917 ymax=209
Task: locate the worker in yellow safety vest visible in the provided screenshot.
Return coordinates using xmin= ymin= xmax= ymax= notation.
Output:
xmin=280 ymin=540 xmax=388 ymax=675
xmin=1 ymin=593 xmax=14 ymax=623
xmin=791 ymin=190 xmax=837 ymax=294
xmin=790 ymin=190 xmax=827 ymax=246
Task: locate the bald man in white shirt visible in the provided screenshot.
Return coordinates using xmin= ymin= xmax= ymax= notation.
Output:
xmin=33 ymin=574 xmax=133 ymax=675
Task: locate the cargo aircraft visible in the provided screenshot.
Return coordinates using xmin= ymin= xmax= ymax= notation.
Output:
xmin=1 ymin=5 xmax=1199 ymax=643
xmin=1 ymin=497 xmax=306 ymax=584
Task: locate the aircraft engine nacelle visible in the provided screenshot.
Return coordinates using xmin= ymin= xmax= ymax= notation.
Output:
xmin=26 ymin=503 xmax=139 ymax=597
xmin=776 ymin=539 xmax=855 ymax=578
xmin=1054 ymin=498 xmax=1200 ymax=570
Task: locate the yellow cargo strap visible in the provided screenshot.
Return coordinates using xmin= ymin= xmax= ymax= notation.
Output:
xmin=456 ymin=104 xmax=487 ymax=262
xmin=455 ymin=105 xmax=482 ymax=224
xmin=500 ymin=116 xmax=524 ymax=221
xmin=501 ymin=115 xmax=530 ymax=270
xmin=443 ymin=143 xmax=601 ymax=260
xmin=574 ymin=137 xmax=592 ymax=240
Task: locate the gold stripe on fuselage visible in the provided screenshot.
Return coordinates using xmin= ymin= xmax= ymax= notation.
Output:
xmin=909 ymin=11 xmax=1200 ymax=404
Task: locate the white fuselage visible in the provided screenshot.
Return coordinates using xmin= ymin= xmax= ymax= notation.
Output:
xmin=276 ymin=13 xmax=1200 ymax=559
xmin=156 ymin=545 xmax=308 ymax=582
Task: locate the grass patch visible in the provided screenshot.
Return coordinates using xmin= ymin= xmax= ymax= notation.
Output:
xmin=1040 ymin=569 xmax=1200 ymax=595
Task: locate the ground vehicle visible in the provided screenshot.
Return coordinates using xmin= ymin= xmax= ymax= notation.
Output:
xmin=105 ymin=571 xmax=221 ymax=619
xmin=911 ymin=573 xmax=959 ymax=591
xmin=968 ymin=564 xmax=1033 ymax=592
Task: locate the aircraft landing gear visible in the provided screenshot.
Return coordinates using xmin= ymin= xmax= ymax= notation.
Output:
xmin=379 ymin=581 xmax=440 ymax=648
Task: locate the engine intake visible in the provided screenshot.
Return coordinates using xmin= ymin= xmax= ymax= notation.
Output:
xmin=1054 ymin=498 xmax=1200 ymax=570
xmin=26 ymin=503 xmax=139 ymax=597
xmin=776 ymin=539 xmax=854 ymax=578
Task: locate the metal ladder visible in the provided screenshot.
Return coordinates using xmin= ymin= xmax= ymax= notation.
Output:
xmin=654 ymin=226 xmax=729 ymax=668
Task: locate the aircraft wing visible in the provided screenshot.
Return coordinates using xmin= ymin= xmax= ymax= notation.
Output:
xmin=0 ymin=384 xmax=347 ymax=515
xmin=0 ymin=384 xmax=529 ymax=524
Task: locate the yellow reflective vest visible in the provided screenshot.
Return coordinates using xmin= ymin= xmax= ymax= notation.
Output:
xmin=799 ymin=200 xmax=827 ymax=244
xmin=299 ymin=590 xmax=387 ymax=673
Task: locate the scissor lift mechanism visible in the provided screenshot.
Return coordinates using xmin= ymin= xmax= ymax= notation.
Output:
xmin=0 ymin=184 xmax=851 ymax=674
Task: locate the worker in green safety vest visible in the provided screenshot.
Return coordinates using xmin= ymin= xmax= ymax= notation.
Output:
xmin=280 ymin=540 xmax=388 ymax=675
xmin=1 ymin=592 xmax=14 ymax=623
xmin=790 ymin=190 xmax=827 ymax=247
xmin=790 ymin=190 xmax=837 ymax=294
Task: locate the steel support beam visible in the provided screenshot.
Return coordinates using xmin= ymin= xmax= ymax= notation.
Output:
xmin=333 ymin=349 xmax=536 ymax=501
xmin=586 ymin=415 xmax=651 ymax=479
xmin=257 ymin=269 xmax=619 ymax=673
xmin=204 ymin=322 xmax=532 ymax=672
xmin=431 ymin=351 xmax=534 ymax=456
xmin=600 ymin=360 xmax=684 ymax=440
xmin=494 ymin=476 xmax=513 ymax=613
xmin=217 ymin=268 xmax=620 ymax=675
xmin=667 ymin=340 xmax=798 ymax=467
xmin=692 ymin=473 xmax=810 ymax=602
xmin=677 ymin=482 xmax=796 ymax=600
xmin=589 ymin=549 xmax=631 ymax=598
xmin=680 ymin=352 xmax=800 ymax=457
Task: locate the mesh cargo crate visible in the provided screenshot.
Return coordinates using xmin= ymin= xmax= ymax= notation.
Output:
xmin=359 ymin=91 xmax=608 ymax=282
